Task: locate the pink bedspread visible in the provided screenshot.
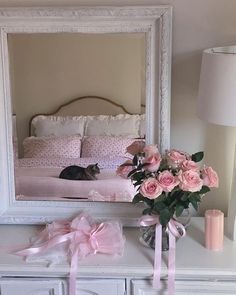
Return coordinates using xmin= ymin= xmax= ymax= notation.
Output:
xmin=15 ymin=166 xmax=136 ymax=202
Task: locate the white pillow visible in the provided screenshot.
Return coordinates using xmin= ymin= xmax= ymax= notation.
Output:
xmin=85 ymin=114 xmax=140 ymax=138
xmin=32 ymin=115 xmax=86 ymax=137
xmin=140 ymin=114 xmax=146 ymax=138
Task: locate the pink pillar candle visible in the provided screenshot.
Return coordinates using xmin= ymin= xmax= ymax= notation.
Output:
xmin=205 ymin=209 xmax=224 ymax=251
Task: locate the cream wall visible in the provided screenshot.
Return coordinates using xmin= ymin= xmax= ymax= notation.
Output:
xmin=9 ymin=33 xmax=145 ymax=152
xmin=3 ymin=0 xmax=236 ymax=215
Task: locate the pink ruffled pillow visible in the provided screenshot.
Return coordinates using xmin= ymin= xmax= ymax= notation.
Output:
xmin=23 ymin=135 xmax=82 ymax=159
xmin=81 ymin=136 xmax=136 ymax=158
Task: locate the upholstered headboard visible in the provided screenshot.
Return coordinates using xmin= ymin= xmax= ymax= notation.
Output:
xmin=29 ymin=95 xmax=145 ymax=136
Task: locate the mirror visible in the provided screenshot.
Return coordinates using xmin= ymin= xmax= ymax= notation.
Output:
xmin=10 ymin=32 xmax=146 ymax=203
xmin=0 ymin=6 xmax=172 ymax=224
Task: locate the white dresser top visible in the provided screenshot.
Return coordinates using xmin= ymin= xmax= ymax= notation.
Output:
xmin=0 ymin=217 xmax=236 ymax=280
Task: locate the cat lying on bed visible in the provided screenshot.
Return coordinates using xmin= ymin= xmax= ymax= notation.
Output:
xmin=59 ymin=164 xmax=100 ymax=180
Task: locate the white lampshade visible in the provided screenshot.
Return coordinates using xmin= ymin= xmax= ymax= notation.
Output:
xmin=198 ymin=46 xmax=236 ymax=241
xmin=197 ymin=46 xmax=236 ymax=127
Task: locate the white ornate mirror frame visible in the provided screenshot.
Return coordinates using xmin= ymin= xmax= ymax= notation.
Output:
xmin=0 ymin=6 xmax=172 ymax=225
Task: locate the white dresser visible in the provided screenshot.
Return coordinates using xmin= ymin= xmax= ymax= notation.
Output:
xmin=0 ymin=218 xmax=236 ymax=295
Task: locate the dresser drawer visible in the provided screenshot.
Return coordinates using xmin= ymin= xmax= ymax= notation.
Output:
xmin=75 ymin=278 xmax=125 ymax=295
xmin=0 ymin=278 xmax=126 ymax=295
xmin=0 ymin=278 xmax=64 ymax=295
xmin=131 ymin=279 xmax=236 ymax=294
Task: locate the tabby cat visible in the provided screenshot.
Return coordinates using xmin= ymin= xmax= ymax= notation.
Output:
xmin=59 ymin=163 xmax=100 ymax=180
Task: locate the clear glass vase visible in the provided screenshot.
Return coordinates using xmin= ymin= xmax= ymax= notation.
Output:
xmin=140 ymin=225 xmax=169 ymax=251
xmin=139 ymin=211 xmax=191 ymax=251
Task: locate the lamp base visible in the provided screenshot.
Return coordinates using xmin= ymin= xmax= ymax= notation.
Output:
xmin=227 ymin=143 xmax=236 ymax=240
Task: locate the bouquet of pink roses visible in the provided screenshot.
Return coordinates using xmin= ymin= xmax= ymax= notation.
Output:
xmin=117 ymin=141 xmax=219 ymax=226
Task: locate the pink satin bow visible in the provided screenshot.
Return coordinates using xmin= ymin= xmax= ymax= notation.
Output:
xmin=140 ymin=215 xmax=186 ymax=295
xmin=15 ymin=213 xmax=125 ymax=295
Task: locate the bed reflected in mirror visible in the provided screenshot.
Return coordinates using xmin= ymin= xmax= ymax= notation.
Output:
xmin=9 ymin=33 xmax=146 ymax=203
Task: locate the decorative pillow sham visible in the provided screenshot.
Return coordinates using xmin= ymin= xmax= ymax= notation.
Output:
xmin=32 ymin=115 xmax=86 ymax=137
xmin=18 ymin=156 xmax=128 ymax=169
xmin=81 ymin=136 xmax=136 ymax=158
xmin=84 ymin=114 xmax=140 ymax=138
xmin=23 ymin=135 xmax=82 ymax=159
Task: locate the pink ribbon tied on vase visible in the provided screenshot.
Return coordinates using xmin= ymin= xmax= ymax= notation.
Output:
xmin=15 ymin=213 xmax=125 ymax=295
xmin=140 ymin=215 xmax=186 ymax=295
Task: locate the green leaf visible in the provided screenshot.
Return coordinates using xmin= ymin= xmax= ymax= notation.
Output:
xmin=183 ymin=201 xmax=191 ymax=209
xmin=132 ymin=171 xmax=146 ymax=181
xmin=171 ymin=189 xmax=185 ymax=200
xmin=189 ymin=192 xmax=198 ymax=199
xmin=181 ymin=192 xmax=190 ymax=201
xmin=154 ymin=193 xmax=166 ymax=203
xmin=153 ymin=201 xmax=166 ymax=211
xmin=132 ymin=193 xmax=145 ymax=204
xmin=159 ymin=208 xmax=171 ymax=226
xmin=132 ymin=193 xmax=153 ymax=207
xmin=191 ymin=151 xmax=204 ymax=162
xmin=127 ymin=168 xmax=137 ymax=178
xmin=175 ymin=204 xmax=185 ymax=217
xmin=189 ymin=197 xmax=198 ymax=211
xmin=158 ymin=159 xmax=168 ymax=171
xmin=133 ymin=154 xmax=138 ymax=166
xmin=170 ymin=187 xmax=179 ymax=197
xmin=144 ymin=198 xmax=153 ymax=207
xmin=199 ymin=185 xmax=210 ymax=194
xmin=191 ymin=201 xmax=198 ymax=211
xmin=142 ymin=208 xmax=152 ymax=215
xmin=189 ymin=192 xmax=201 ymax=201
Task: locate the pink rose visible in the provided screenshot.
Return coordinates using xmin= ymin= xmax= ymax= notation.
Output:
xmin=201 ymin=166 xmax=219 ymax=188
xmin=158 ymin=170 xmax=179 ymax=192
xmin=144 ymin=152 xmax=162 ymax=172
xmin=167 ymin=149 xmax=187 ymax=168
xmin=178 ymin=170 xmax=203 ymax=192
xmin=140 ymin=177 xmax=163 ymax=199
xmin=126 ymin=140 xmax=145 ymax=156
xmin=181 ymin=160 xmax=199 ymax=171
xmin=143 ymin=145 xmax=159 ymax=157
xmin=116 ymin=160 xmax=133 ymax=179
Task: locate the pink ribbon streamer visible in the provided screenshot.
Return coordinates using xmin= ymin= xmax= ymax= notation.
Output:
xmin=140 ymin=215 xmax=186 ymax=294
xmin=15 ymin=213 xmax=125 ymax=295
